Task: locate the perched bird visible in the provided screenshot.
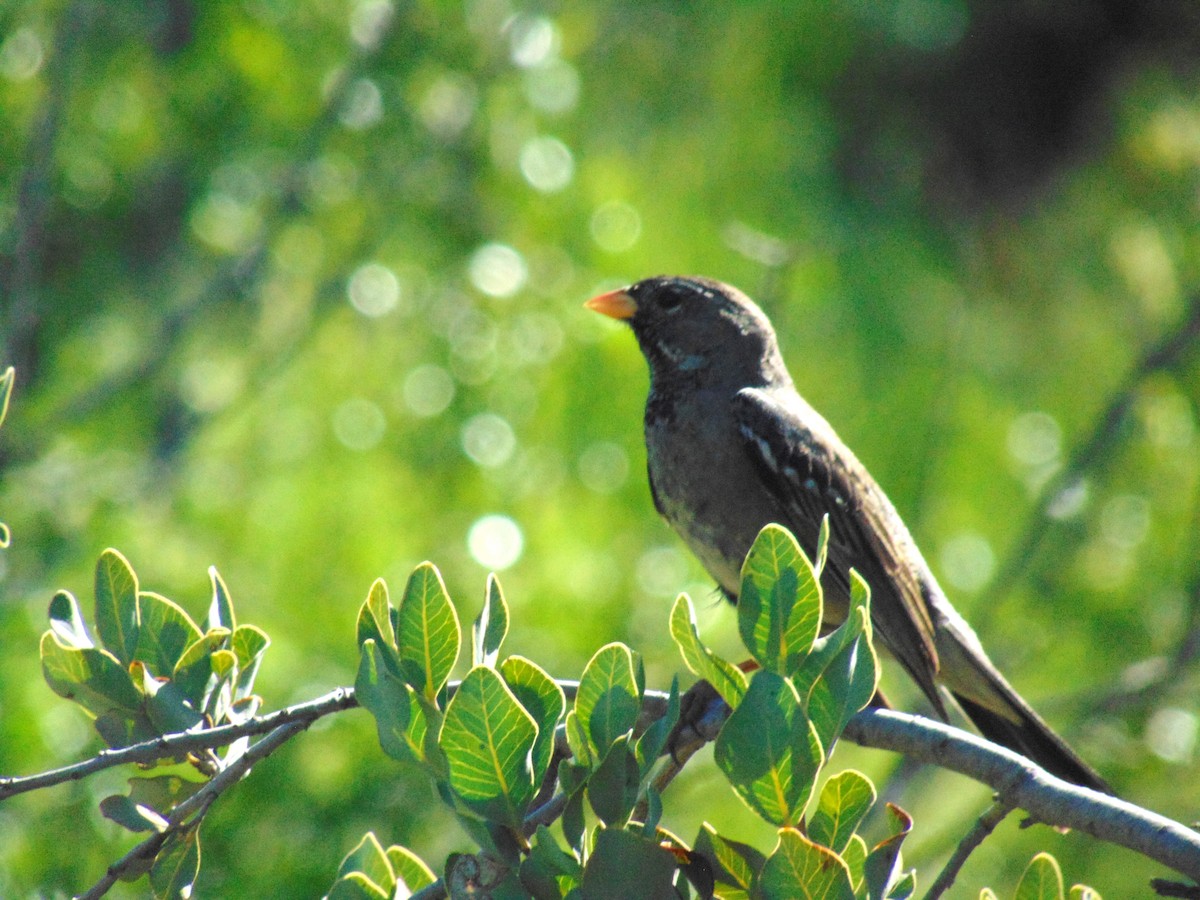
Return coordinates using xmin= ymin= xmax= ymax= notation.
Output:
xmin=587 ymin=275 xmax=1108 ymax=792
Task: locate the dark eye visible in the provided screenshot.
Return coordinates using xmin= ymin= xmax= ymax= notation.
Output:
xmin=656 ymin=283 xmax=690 ymax=312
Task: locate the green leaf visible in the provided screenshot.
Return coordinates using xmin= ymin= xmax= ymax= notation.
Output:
xmin=150 ymin=827 xmax=201 ymax=900
xmin=134 ymin=591 xmax=203 ymax=677
xmin=842 ymin=834 xmax=868 ymax=892
xmin=356 ymin=578 xmax=395 ymax=653
xmin=99 ymin=794 xmax=168 ymax=832
xmin=335 ymin=832 xmax=395 ymax=894
xmin=759 ymin=827 xmax=854 ymax=900
xmin=693 ymin=822 xmax=764 ymax=896
xmin=808 ymin=770 xmax=876 ymax=855
xmin=1015 ymin=853 xmax=1065 ymax=900
xmin=588 ymin=737 xmax=640 ymax=827
xmin=520 ymin=826 xmax=582 ymax=899
xmin=499 ymin=655 xmax=565 ymax=785
xmin=206 ymin=565 xmax=236 ymax=632
xmin=230 ymin=623 xmax=270 ymax=699
xmin=355 ymin=639 xmax=425 ymax=765
xmin=139 ymin=663 xmax=205 ymax=734
xmin=473 ymin=573 xmax=510 ymax=667
xmin=327 ymin=873 xmax=389 ymax=900
xmin=439 ymin=665 xmax=538 ymax=827
xmin=0 ymin=367 xmax=12 ymax=431
xmin=396 ymin=563 xmax=460 ymax=701
xmin=669 ymin=593 xmax=748 ymax=708
xmin=864 ymin=804 xmax=913 ymax=900
xmin=798 ymin=574 xmax=878 ymax=753
xmin=575 ymin=643 xmax=642 ymax=757
xmin=635 ymin=677 xmax=679 ymax=778
xmin=171 ymin=628 xmax=230 ymax=707
xmin=95 ymin=549 xmax=141 ymax=665
xmin=713 ymin=670 xmax=822 ymax=828
xmin=580 ymin=827 xmax=678 ymax=900
xmin=40 ymin=631 xmax=142 ymax=718
xmin=738 ymin=525 xmax=822 ymax=676
xmin=386 ymin=844 xmax=436 ymax=893
xmin=564 ymin=708 xmax=591 ymax=768
xmin=814 ymin=514 xmax=830 ymax=578
xmin=49 ymin=590 xmax=93 ymax=649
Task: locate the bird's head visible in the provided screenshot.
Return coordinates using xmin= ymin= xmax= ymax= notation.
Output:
xmin=586 ymin=276 xmax=790 ymax=389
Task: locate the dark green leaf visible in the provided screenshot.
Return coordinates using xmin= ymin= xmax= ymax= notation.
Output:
xmin=95 ymin=549 xmax=140 ymax=665
xmin=150 ymin=827 xmax=202 ymax=900
xmin=172 ymin=628 xmax=231 ymax=708
xmin=635 ymin=676 xmax=679 ymax=777
xmin=713 ymin=670 xmax=822 ymax=827
xmin=759 ymin=827 xmax=855 ymax=900
xmin=99 ymin=793 xmax=168 ymax=832
xmin=581 ymin=827 xmax=678 ymax=900
xmin=49 ymin=590 xmax=93 ymax=649
xmin=576 ymin=642 xmax=641 ymax=756
xmin=520 ymin=826 xmax=582 ymax=900
xmin=355 ymin=639 xmax=417 ymax=764
xmin=206 ymin=565 xmax=235 ymax=632
xmin=139 ymin=663 xmax=205 ymax=734
xmin=669 ymin=594 xmax=748 ymax=708
xmin=864 ymin=803 xmax=913 ymax=900
xmin=439 ymin=665 xmax=538 ymax=827
xmin=737 ymin=525 xmax=821 ymax=675
xmin=588 ymin=737 xmax=640 ymax=827
xmin=693 ymin=822 xmax=764 ymax=895
xmin=473 ymin=573 xmax=509 ymax=667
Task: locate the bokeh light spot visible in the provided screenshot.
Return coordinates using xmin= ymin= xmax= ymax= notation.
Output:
xmin=403 ymin=365 xmax=455 ymax=417
xmin=468 ymin=244 xmax=527 ymax=297
xmin=468 ymin=515 xmax=524 ymax=570
xmin=332 ymin=398 xmax=386 ymax=451
xmin=462 ymin=413 xmax=516 ymax=467
xmin=347 ymin=263 xmax=401 ymax=317
xmin=519 ymin=136 xmax=574 ymax=193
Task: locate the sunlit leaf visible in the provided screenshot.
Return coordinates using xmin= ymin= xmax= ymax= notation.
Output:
xmin=738 ymin=525 xmax=821 ymax=676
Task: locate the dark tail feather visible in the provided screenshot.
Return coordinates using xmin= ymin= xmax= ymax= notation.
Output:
xmin=954 ymin=692 xmax=1111 ymax=794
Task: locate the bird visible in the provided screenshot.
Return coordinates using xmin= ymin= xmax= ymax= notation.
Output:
xmin=586 ymin=274 xmax=1109 ymax=793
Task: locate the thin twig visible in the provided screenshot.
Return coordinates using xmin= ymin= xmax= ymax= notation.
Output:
xmin=0 ymin=687 xmax=357 ymax=802
xmin=924 ymin=799 xmax=1014 ymax=900
xmin=77 ymin=717 xmax=308 ymax=900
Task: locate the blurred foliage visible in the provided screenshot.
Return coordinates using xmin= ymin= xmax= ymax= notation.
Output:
xmin=2 ymin=0 xmax=1200 ymax=896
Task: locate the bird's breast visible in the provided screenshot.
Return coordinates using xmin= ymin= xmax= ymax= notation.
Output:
xmin=644 ymin=387 xmax=789 ymax=598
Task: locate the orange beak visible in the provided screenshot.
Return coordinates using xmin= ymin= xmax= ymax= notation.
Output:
xmin=584 ymin=288 xmax=638 ymax=320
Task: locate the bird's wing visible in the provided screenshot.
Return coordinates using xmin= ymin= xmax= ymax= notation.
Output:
xmin=733 ymin=387 xmax=943 ymax=713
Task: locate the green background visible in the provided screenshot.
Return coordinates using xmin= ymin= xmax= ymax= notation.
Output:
xmin=2 ymin=0 xmax=1199 ymax=895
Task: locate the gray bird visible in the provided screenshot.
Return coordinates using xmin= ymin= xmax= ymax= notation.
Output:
xmin=587 ymin=274 xmax=1108 ymax=792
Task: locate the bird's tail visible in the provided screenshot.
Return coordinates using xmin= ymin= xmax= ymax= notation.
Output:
xmin=950 ymin=681 xmax=1110 ymax=793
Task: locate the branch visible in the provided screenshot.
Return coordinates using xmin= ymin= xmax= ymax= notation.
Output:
xmin=924 ymin=799 xmax=1014 ymax=900
xmin=843 ymin=707 xmax=1200 ymax=881
xmin=77 ymin=717 xmax=307 ymax=900
xmin=0 ymin=687 xmax=356 ymax=802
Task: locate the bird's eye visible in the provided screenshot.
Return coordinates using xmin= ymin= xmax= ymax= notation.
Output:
xmin=656 ymin=283 xmax=690 ymax=312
